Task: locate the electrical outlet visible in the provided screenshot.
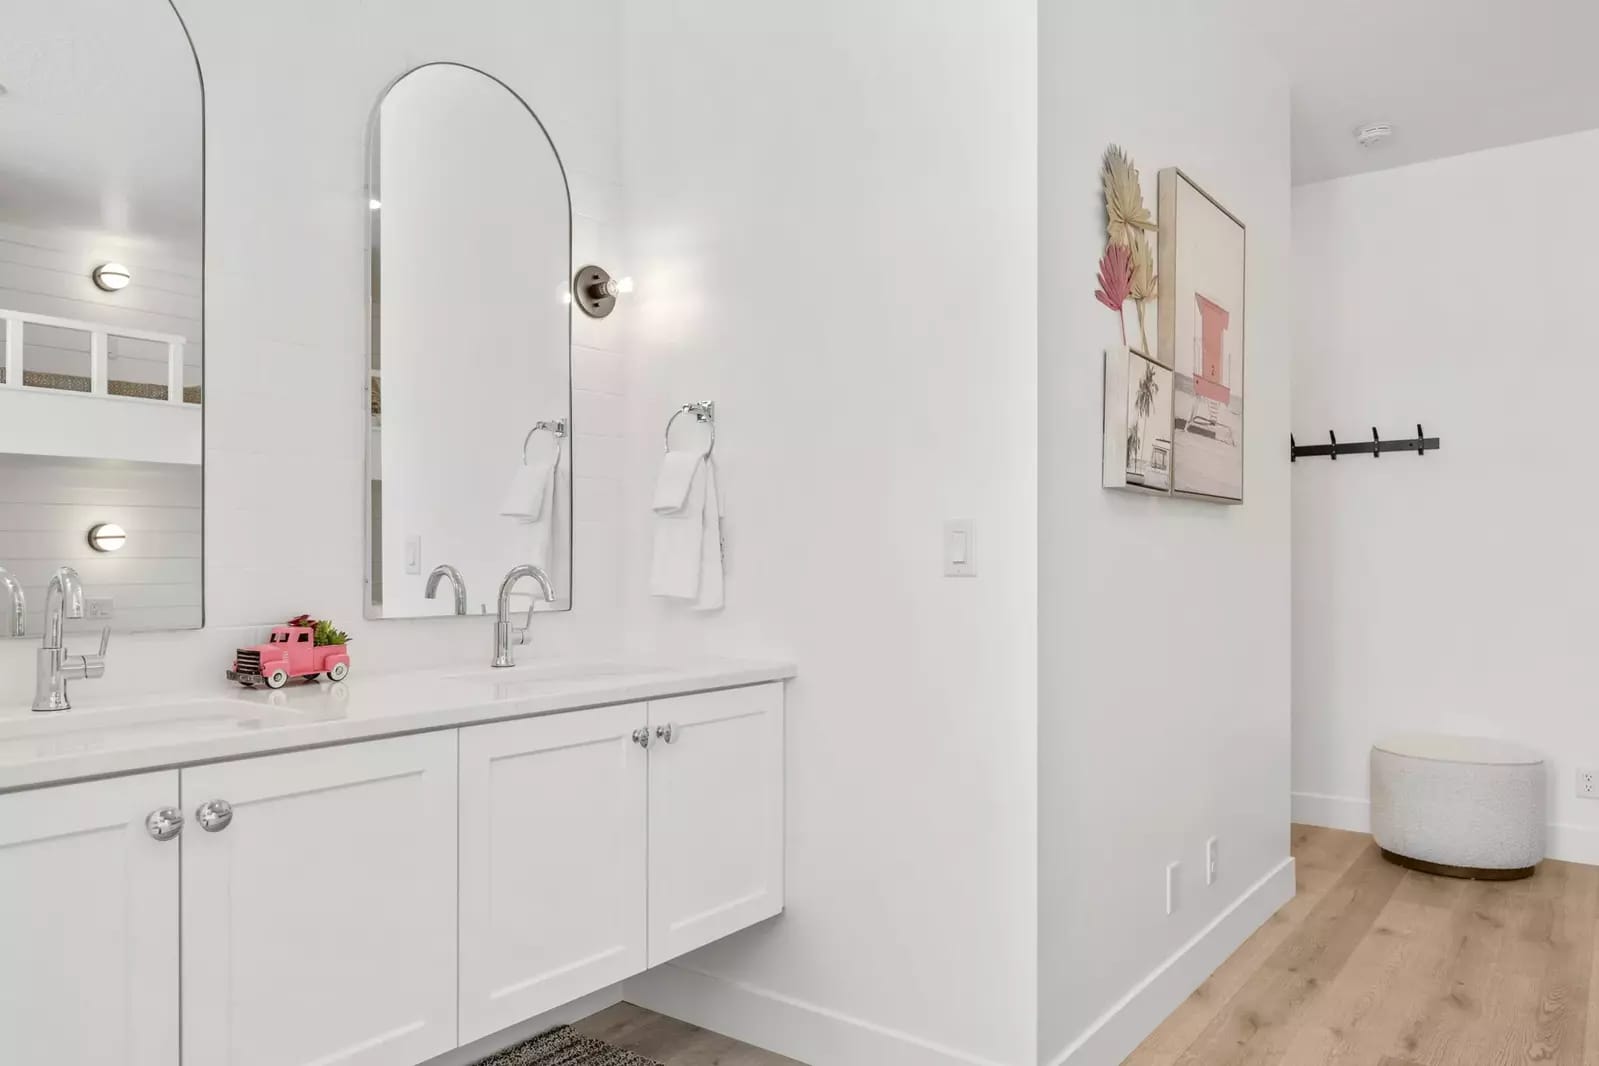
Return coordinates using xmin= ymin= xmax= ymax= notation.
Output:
xmin=1166 ymin=861 xmax=1180 ymax=915
xmin=1578 ymin=768 xmax=1599 ymax=798
xmin=1205 ymin=836 xmax=1218 ymax=886
xmin=85 ymin=597 xmax=114 ymax=620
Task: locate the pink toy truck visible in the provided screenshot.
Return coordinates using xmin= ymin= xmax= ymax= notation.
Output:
xmin=228 ymin=626 xmax=351 ymax=689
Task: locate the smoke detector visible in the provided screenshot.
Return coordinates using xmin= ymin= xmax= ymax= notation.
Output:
xmin=1354 ymin=122 xmax=1394 ymax=148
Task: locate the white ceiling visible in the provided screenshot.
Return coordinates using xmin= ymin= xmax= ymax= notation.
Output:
xmin=1277 ymin=0 xmax=1599 ymax=185
xmin=0 ymin=0 xmax=201 ymax=247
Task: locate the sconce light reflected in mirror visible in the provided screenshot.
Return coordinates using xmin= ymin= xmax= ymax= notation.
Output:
xmin=573 ymin=264 xmax=632 ymax=318
xmin=91 ymin=263 xmax=131 ymax=292
xmin=88 ymin=523 xmax=127 ymax=552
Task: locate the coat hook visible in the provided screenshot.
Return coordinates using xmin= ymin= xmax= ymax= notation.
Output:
xmin=1372 ymin=426 xmax=1381 ymax=458
xmin=1416 ymin=423 xmax=1425 ymax=457
xmin=1329 ymin=429 xmax=1337 ymax=460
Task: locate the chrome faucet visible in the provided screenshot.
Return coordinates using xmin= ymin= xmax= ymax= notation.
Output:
xmin=33 ymin=566 xmax=109 ymax=712
xmin=493 ymin=564 xmax=555 ymax=668
xmin=424 ymin=564 xmax=468 ymax=615
xmin=0 ymin=566 xmax=24 ymax=637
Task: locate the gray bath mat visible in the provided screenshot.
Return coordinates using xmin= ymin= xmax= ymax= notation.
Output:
xmin=476 ymin=1025 xmax=666 ymax=1066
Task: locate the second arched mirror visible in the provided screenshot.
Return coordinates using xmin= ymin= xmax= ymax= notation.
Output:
xmin=365 ymin=63 xmax=573 ymax=619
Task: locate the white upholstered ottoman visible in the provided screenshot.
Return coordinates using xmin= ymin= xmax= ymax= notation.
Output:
xmin=1370 ymin=733 xmax=1545 ymax=880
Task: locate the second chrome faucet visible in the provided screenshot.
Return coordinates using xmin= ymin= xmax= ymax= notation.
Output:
xmin=493 ymin=564 xmax=555 ymax=668
xmin=33 ymin=566 xmax=109 ymax=712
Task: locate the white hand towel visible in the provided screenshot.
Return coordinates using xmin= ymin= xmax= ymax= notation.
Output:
xmin=651 ymin=452 xmax=707 ymax=599
xmin=500 ymin=457 xmax=554 ymax=522
xmin=653 ymin=450 xmax=704 ymax=514
xmin=693 ymin=457 xmax=724 ymax=611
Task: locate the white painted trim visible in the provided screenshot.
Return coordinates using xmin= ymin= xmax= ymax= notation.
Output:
xmin=417 ymin=983 xmax=624 ymax=1066
xmin=624 ymin=963 xmax=1017 ymax=1066
xmin=1042 ymin=857 xmax=1296 ymax=1066
xmin=1292 ymin=791 xmax=1599 ymax=867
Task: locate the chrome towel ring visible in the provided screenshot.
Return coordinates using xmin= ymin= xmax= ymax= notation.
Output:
xmin=664 ymin=401 xmax=715 ymax=455
xmin=521 ymin=418 xmax=568 ymax=464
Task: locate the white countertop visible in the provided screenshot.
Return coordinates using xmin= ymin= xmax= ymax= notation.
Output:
xmin=0 ymin=656 xmax=796 ymax=792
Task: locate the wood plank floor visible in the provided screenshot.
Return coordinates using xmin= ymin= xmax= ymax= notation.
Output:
xmin=1126 ymin=824 xmax=1599 ymax=1066
xmin=573 ymin=1001 xmax=805 ymax=1066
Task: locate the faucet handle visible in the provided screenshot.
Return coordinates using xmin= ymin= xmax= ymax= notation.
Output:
xmin=97 ymin=625 xmax=111 ymax=657
xmin=512 ymin=626 xmax=529 ymax=647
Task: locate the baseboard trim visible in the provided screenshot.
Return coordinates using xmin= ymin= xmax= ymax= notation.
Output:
xmin=1292 ymin=790 xmax=1599 ymax=867
xmin=1043 ymin=856 xmax=1297 ymax=1066
xmin=624 ymin=963 xmax=1016 ymax=1066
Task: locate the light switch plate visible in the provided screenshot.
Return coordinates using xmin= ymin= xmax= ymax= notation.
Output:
xmin=404 ymin=536 xmax=422 ymax=576
xmin=86 ymin=597 xmax=115 ymax=620
xmin=943 ymin=519 xmax=975 ymax=577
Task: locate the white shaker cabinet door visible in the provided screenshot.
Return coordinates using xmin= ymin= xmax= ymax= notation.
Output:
xmin=180 ymin=732 xmax=458 ymax=1066
xmin=0 ymin=771 xmax=181 ymax=1066
xmin=457 ymin=702 xmax=648 ymax=1043
xmin=647 ymin=683 xmax=785 ymax=965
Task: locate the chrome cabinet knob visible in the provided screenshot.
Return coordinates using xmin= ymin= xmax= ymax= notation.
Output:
xmin=196 ymin=799 xmax=233 ymax=832
xmin=145 ymin=807 xmax=184 ymax=841
xmin=655 ymin=722 xmax=679 ymax=744
xmin=631 ymin=727 xmax=652 ymax=749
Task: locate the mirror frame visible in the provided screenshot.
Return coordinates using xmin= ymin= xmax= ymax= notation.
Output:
xmin=361 ymin=62 xmax=575 ymax=620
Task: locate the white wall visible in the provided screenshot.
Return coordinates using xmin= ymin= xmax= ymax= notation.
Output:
xmin=1292 ymin=128 xmax=1599 ymax=863
xmin=0 ymin=0 xmax=627 ymax=705
xmin=1038 ymin=5 xmax=1293 ymax=1064
xmin=617 ymin=4 xmax=1039 ymax=1065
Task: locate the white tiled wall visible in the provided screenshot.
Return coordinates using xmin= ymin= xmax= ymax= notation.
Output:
xmin=0 ymin=0 xmax=630 ymax=703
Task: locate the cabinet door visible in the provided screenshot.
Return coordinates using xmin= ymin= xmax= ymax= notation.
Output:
xmin=181 ymin=733 xmax=457 ymax=1066
xmin=647 ymin=683 xmax=784 ymax=965
xmin=458 ymin=703 xmax=647 ymax=1043
xmin=0 ymin=771 xmax=180 ymax=1066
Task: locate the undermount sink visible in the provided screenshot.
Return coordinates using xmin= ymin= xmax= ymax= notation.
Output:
xmin=443 ymin=661 xmax=664 ymax=685
xmin=0 ymin=698 xmax=304 ymax=759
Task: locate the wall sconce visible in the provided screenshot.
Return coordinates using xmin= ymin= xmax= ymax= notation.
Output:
xmin=91 ymin=263 xmax=131 ymax=292
xmin=88 ymin=523 xmax=127 ymax=552
xmin=572 ymin=265 xmax=633 ymax=319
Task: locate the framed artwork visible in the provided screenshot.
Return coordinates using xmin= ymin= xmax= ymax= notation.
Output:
xmin=1103 ymin=346 xmax=1173 ymax=494
xmin=1158 ymin=168 xmax=1245 ymax=503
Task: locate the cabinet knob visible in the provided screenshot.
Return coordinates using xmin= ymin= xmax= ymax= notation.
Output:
xmin=196 ymin=799 xmax=234 ymax=832
xmin=655 ymin=722 xmax=679 ymax=745
xmin=145 ymin=807 xmax=184 ymax=841
xmin=631 ymin=727 xmax=652 ymax=749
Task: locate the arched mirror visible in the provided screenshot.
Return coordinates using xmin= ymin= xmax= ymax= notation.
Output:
xmin=0 ymin=0 xmax=204 ymax=636
xmin=365 ymin=63 xmax=573 ymax=619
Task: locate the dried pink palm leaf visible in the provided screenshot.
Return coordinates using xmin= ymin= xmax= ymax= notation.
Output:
xmin=1095 ymin=243 xmax=1132 ymax=346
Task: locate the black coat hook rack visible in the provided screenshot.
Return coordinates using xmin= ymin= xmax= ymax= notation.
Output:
xmin=1290 ymin=424 xmax=1440 ymax=462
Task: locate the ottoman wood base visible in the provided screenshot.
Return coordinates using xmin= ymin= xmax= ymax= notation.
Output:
xmin=1379 ymin=846 xmax=1536 ymax=882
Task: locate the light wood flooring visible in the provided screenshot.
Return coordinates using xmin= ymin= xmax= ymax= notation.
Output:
xmin=574 ymin=1001 xmax=804 ymax=1066
xmin=575 ymin=827 xmax=1599 ymax=1066
xmin=1127 ymin=824 xmax=1599 ymax=1065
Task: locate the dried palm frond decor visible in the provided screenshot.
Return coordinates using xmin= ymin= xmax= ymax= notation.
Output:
xmin=1094 ymin=244 xmax=1133 ymax=347
xmin=1099 ymin=145 xmax=1159 ymax=359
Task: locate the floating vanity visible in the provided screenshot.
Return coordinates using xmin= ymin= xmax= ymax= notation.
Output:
xmin=0 ymin=658 xmax=793 ymax=1066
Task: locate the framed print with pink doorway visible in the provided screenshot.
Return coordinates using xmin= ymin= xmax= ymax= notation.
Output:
xmin=1157 ymin=168 xmax=1245 ymax=503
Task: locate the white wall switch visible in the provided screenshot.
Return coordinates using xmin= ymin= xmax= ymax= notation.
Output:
xmin=1578 ymin=768 xmax=1599 ymax=798
xmin=86 ymin=597 xmax=115 ymax=620
xmin=1166 ymin=861 xmax=1180 ymax=915
xmin=943 ymin=519 xmax=976 ymax=577
xmin=404 ymin=536 xmax=422 ymax=576
xmin=1205 ymin=837 xmax=1218 ymax=886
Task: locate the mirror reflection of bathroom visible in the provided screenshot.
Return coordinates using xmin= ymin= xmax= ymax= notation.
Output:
xmin=0 ymin=0 xmax=203 ymax=635
xmin=364 ymin=63 xmax=573 ymax=619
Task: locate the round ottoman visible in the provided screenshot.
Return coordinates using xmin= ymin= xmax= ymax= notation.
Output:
xmin=1370 ymin=733 xmax=1545 ymax=880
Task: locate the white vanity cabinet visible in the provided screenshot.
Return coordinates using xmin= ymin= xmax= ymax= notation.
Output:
xmin=457 ymin=702 xmax=648 ymax=1042
xmin=647 ymin=684 xmax=785 ymax=965
xmin=0 ymin=674 xmax=787 ymax=1066
xmin=0 ymin=771 xmax=181 ymax=1066
xmin=180 ymin=733 xmax=459 ymax=1066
